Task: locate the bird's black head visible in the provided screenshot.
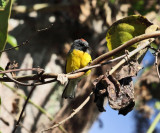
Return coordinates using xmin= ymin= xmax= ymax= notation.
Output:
xmin=71 ymin=39 xmax=90 ymax=52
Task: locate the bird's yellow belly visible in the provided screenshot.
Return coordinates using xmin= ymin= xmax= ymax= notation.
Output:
xmin=66 ymin=49 xmax=92 ymax=74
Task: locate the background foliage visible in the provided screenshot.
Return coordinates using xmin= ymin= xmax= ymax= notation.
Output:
xmin=1 ymin=0 xmax=160 ymax=133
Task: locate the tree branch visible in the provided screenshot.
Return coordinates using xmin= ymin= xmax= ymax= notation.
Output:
xmin=2 ymin=104 xmax=31 ymax=133
xmin=0 ymin=68 xmax=44 ymax=74
xmin=3 ymin=82 xmax=54 ymax=121
xmin=12 ymin=86 xmax=36 ymax=133
xmin=41 ymin=92 xmax=94 ymax=133
xmin=0 ymin=31 xmax=160 ymax=84
xmin=91 ymin=31 xmax=160 ymax=65
xmin=5 ymin=73 xmax=35 ymax=86
xmin=155 ymin=49 xmax=160 ymax=82
xmin=147 ymin=112 xmax=160 ymax=133
xmin=0 ymin=40 xmax=29 ymax=53
xmin=109 ymin=39 xmax=153 ymax=75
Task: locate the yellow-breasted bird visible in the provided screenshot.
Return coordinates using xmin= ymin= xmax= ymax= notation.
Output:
xmin=62 ymin=39 xmax=92 ymax=99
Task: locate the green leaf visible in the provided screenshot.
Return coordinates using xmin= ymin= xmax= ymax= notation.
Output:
xmin=0 ymin=0 xmax=13 ymax=56
xmin=7 ymin=34 xmax=18 ymax=50
xmin=0 ymin=66 xmax=4 ymax=77
xmin=151 ymin=43 xmax=158 ymax=50
xmin=128 ymin=0 xmax=157 ymax=16
xmin=106 ymin=15 xmax=152 ymax=57
xmin=149 ymin=43 xmax=158 ymax=54
xmin=0 ymin=66 xmax=4 ymax=71
xmin=0 ymin=0 xmax=7 ymax=8
xmin=155 ymin=102 xmax=160 ymax=110
xmin=109 ymin=0 xmax=116 ymax=4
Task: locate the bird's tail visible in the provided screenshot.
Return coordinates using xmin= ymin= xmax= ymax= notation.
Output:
xmin=62 ymin=79 xmax=79 ymax=99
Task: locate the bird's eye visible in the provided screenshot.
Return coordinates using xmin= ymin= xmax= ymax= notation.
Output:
xmin=79 ymin=43 xmax=84 ymax=46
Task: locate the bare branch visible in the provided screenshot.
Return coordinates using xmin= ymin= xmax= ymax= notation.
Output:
xmin=2 ymin=104 xmax=31 ymax=133
xmin=109 ymin=39 xmax=153 ymax=75
xmin=4 ymin=73 xmax=35 ymax=86
xmin=0 ymin=68 xmax=44 ymax=74
xmin=0 ymin=40 xmax=29 ymax=53
xmin=3 ymin=82 xmax=54 ymax=121
xmin=12 ymin=86 xmax=36 ymax=133
xmin=41 ymin=92 xmax=94 ymax=133
xmin=0 ymin=31 xmax=160 ymax=84
xmin=91 ymin=31 xmax=160 ymax=65
xmin=155 ymin=49 xmax=160 ymax=82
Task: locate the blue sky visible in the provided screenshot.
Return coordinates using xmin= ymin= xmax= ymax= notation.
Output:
xmin=89 ymin=104 xmax=135 ymax=133
xmin=90 ymin=102 xmax=160 ymax=133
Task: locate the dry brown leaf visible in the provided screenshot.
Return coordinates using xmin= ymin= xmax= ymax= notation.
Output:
xmin=93 ymin=75 xmax=135 ymax=115
xmin=116 ymin=61 xmax=142 ymax=80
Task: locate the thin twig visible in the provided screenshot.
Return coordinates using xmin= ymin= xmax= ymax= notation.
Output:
xmin=0 ymin=56 xmax=124 ymax=83
xmin=4 ymin=82 xmax=67 ymax=133
xmin=41 ymin=92 xmax=94 ymax=132
xmin=12 ymin=86 xmax=36 ymax=133
xmin=147 ymin=112 xmax=160 ymax=133
xmin=3 ymin=68 xmax=46 ymax=86
xmin=0 ymin=55 xmax=124 ymax=87
xmin=0 ymin=68 xmax=44 ymax=74
xmin=36 ymin=23 xmax=54 ymax=32
xmin=109 ymin=39 xmax=153 ymax=75
xmin=91 ymin=31 xmax=160 ymax=65
xmin=0 ymin=117 xmax=9 ymax=126
xmin=0 ymin=24 xmax=44 ymax=54
xmin=5 ymin=73 xmax=35 ymax=86
xmin=2 ymin=104 xmax=31 ymax=133
xmin=0 ymin=31 xmax=159 ymax=83
xmin=31 ymin=79 xmax=57 ymax=86
xmin=155 ymin=50 xmax=160 ymax=82
xmin=0 ymin=40 xmax=29 ymax=53
xmin=0 ymin=73 xmax=57 ymax=82
xmin=3 ymin=82 xmax=54 ymax=121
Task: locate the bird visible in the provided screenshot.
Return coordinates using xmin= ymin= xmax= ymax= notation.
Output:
xmin=62 ymin=39 xmax=92 ymax=99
